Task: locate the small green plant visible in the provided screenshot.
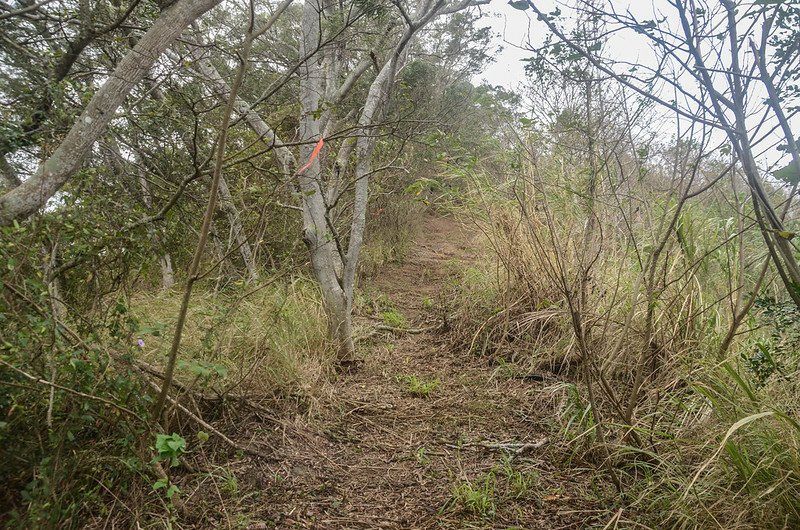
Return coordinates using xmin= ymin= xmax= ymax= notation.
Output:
xmin=219 ymin=468 xmax=239 ymax=495
xmin=152 ymin=477 xmax=180 ymax=501
xmin=153 ymin=433 xmax=187 ymax=468
xmin=441 ymin=458 xmax=538 ymax=518
xmin=151 ymin=433 xmax=188 ymax=504
xmin=414 ymin=446 xmax=431 ymax=466
xmin=382 ymin=308 xmax=407 ymax=328
xmin=177 ymin=359 xmax=229 ymax=380
xmin=422 ymin=296 xmax=434 ymax=309
xmin=561 ymin=383 xmax=596 ymax=444
xmin=446 ymin=474 xmax=497 ymax=517
xmin=396 ymin=374 xmax=440 ymax=396
xmin=745 ymin=342 xmax=782 ymax=385
xmin=498 ymin=456 xmax=537 ymax=499
xmin=744 ymin=295 xmax=800 ymax=385
xmin=492 ymin=358 xmax=520 ymax=380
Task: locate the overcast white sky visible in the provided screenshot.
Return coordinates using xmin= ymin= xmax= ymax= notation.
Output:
xmin=477 ymin=1 xmax=539 ymax=88
xmin=473 ymin=0 xmax=796 ymax=171
xmin=476 ymin=0 xmax=679 ymax=88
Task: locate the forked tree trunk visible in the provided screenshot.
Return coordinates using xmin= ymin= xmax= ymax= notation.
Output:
xmin=298 ymin=0 xmax=356 ymax=360
xmin=186 ymin=0 xmax=475 ymax=360
xmin=296 ymin=0 xmax=465 ymax=359
xmin=185 ymin=24 xmax=357 ymax=358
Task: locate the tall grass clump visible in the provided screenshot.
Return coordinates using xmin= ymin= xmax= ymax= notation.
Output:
xmin=130 ymin=276 xmax=331 ymax=402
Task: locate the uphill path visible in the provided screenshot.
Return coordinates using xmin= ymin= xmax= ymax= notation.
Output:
xmin=236 ymin=214 xmax=608 ymax=529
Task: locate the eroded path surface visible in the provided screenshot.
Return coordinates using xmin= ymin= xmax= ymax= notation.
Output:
xmin=245 ymin=215 xmax=604 ymax=529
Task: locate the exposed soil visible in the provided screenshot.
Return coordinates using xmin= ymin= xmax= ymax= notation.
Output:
xmin=187 ymin=214 xmax=612 ymax=529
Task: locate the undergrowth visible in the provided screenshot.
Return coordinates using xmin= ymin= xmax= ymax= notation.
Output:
xmin=0 ymin=275 xmax=331 ymax=528
xmin=130 ymin=277 xmax=330 ymax=401
xmin=396 ymin=374 xmax=440 ymax=397
xmin=441 ymin=156 xmax=800 ymax=528
xmin=442 ymin=456 xmax=540 ymax=519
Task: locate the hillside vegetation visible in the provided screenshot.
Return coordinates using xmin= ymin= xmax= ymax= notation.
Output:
xmin=2 ymin=0 xmax=800 ymax=528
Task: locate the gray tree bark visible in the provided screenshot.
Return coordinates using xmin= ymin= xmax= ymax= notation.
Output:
xmin=217 ymin=175 xmax=258 ymax=283
xmin=183 ymin=0 xmax=481 ymax=361
xmin=297 ymin=0 xmax=355 ymax=360
xmin=296 ymin=0 xmax=479 ymax=360
xmin=137 ymin=169 xmax=176 ymax=289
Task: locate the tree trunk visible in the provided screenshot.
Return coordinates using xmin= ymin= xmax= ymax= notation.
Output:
xmin=138 ymin=170 xmax=176 ymax=290
xmin=217 ymin=175 xmax=258 ymax=283
xmin=0 ymin=155 xmax=21 ymax=190
xmin=342 ymin=55 xmax=401 ymax=309
xmin=298 ymin=0 xmax=355 ymax=360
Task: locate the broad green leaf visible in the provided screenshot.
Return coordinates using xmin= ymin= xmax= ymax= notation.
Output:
xmin=773 ymin=162 xmax=800 ymax=184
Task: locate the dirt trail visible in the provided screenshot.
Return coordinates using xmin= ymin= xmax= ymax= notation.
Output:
xmin=245 ymin=215 xmax=603 ymax=529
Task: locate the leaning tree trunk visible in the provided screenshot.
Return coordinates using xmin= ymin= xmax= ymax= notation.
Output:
xmin=341 ymin=54 xmax=404 ymax=312
xmin=216 ymin=176 xmax=258 ymax=283
xmin=0 ymin=0 xmax=223 ymax=225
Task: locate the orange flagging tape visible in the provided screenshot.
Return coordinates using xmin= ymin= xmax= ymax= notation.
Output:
xmin=297 ymin=137 xmax=325 ymax=174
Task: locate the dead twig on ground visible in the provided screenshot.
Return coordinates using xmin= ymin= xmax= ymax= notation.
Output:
xmin=446 ymin=438 xmax=549 ymax=454
xmin=146 ymin=380 xmax=272 ymax=460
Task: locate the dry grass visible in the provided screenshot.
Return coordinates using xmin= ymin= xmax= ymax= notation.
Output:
xmin=129 ymin=277 xmax=333 ymax=404
xmin=439 ymin=160 xmax=800 ymax=528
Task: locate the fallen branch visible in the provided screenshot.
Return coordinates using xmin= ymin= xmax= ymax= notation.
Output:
xmin=146 ymin=380 xmax=272 ymax=460
xmin=356 ymin=322 xmax=443 ymax=342
xmin=135 ymin=359 xmax=281 ymax=423
xmin=446 ymin=438 xmax=549 ymax=455
xmin=374 ymin=323 xmax=441 ymax=334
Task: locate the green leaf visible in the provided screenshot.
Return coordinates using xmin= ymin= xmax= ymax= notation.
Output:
xmin=188 ymin=362 xmax=212 ymax=377
xmin=152 ymin=478 xmax=168 ymax=491
xmin=197 ymin=431 xmax=209 ymax=443
xmin=773 ymin=162 xmax=800 ymax=184
xmin=507 ymin=0 xmax=529 ymax=10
